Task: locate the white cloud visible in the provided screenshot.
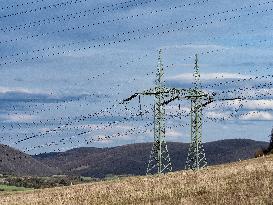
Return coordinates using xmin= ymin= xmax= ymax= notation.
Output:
xmin=240 ymin=111 xmax=273 ymax=121
xmin=167 ymin=72 xmax=253 ymax=82
xmin=166 ymin=130 xmax=182 ymax=137
xmin=165 ymin=128 xmax=190 ymax=142
xmin=161 ymin=44 xmax=226 ymax=50
xmin=210 ymin=99 xmax=273 ymax=110
xmin=5 ymin=114 xmax=34 ymax=122
xmin=241 ymin=88 xmax=273 ymax=99
xmin=0 ymin=86 xmax=33 ymax=94
xmin=205 ymin=111 xmax=231 ymax=119
xmin=80 ymin=124 xmax=107 ymax=130
xmin=0 ymin=86 xmax=52 ymax=97
xmin=234 ymin=100 xmax=273 ymax=110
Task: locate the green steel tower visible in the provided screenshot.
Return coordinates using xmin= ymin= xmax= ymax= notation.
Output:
xmin=185 ymin=54 xmax=207 ymax=170
xmin=146 ymin=49 xmax=172 ymax=175
xmin=122 ymin=52 xmax=233 ymax=174
xmin=122 ymin=49 xmax=172 ymax=175
xmin=122 ymin=52 xmax=239 ymax=173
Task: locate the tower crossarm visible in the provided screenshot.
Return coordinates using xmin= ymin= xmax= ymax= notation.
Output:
xmin=161 ymin=88 xmax=212 ymax=106
xmin=201 ymin=96 xmax=243 ymax=107
xmin=121 ymin=87 xmax=186 ymax=104
xmin=121 ymin=88 xmax=155 ymax=103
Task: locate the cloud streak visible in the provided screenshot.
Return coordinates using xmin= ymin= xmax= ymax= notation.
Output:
xmin=239 ymin=111 xmax=273 ymax=121
xmin=167 ymin=72 xmax=253 ymax=83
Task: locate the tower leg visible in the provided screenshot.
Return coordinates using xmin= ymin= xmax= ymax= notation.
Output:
xmin=185 ymin=99 xmax=207 ymax=170
xmin=147 ymin=140 xmax=172 ymax=174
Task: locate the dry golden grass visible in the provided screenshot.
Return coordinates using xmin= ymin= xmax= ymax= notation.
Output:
xmin=0 ymin=155 xmax=272 ymax=205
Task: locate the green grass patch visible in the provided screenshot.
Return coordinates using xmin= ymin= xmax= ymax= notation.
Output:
xmin=0 ymin=184 xmax=33 ymax=192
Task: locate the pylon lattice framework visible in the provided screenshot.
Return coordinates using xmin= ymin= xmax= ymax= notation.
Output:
xmin=122 ymin=51 xmax=219 ymax=174
xmin=122 ymin=49 xmax=174 ymax=174
xmin=146 ymin=50 xmax=172 ymax=174
xmin=185 ymin=54 xmax=207 ymax=170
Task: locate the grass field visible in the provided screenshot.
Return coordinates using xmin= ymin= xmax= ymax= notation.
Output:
xmin=0 ymin=184 xmax=33 ymax=192
xmin=0 ymin=155 xmax=272 ymax=205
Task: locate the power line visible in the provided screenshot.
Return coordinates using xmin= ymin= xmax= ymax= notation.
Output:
xmin=0 ymin=0 xmax=208 ymax=33
xmin=0 ymin=0 xmax=46 ymax=11
xmin=0 ymin=54 xmax=153 ymax=132
xmin=22 ymin=107 xmax=191 ymax=153
xmin=1 ymin=1 xmax=267 ymax=45
xmin=9 ymin=76 xmax=273 ymax=154
xmin=0 ymin=0 xmax=88 ymax=20
xmin=4 ymin=58 xmax=273 ymax=149
xmin=5 ymin=60 xmax=273 ymax=144
xmin=1 ymin=2 xmax=272 ymax=68
xmin=14 ymin=99 xmax=143 ymax=144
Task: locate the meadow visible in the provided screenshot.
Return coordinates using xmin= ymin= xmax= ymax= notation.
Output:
xmin=0 ymin=155 xmax=272 ymax=205
xmin=0 ymin=184 xmax=33 ymax=192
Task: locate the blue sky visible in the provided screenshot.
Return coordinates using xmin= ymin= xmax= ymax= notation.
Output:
xmin=1 ymin=0 xmax=273 ymax=154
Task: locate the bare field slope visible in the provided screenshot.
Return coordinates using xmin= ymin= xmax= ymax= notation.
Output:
xmin=0 ymin=144 xmax=59 ymax=176
xmin=0 ymin=155 xmax=272 ymax=205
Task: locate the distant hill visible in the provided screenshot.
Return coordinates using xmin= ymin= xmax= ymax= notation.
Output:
xmin=34 ymin=139 xmax=268 ymax=178
xmin=0 ymin=139 xmax=267 ymax=177
xmin=2 ymin=148 xmax=273 ymax=205
xmin=0 ymin=144 xmax=59 ymax=176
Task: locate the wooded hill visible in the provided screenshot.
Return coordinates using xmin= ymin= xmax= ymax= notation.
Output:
xmin=34 ymin=139 xmax=268 ymax=178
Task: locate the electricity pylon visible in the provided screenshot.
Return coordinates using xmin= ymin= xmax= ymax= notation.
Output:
xmin=162 ymin=54 xmax=240 ymax=170
xmin=123 ymin=49 xmax=172 ymax=174
xmin=122 ymin=51 xmax=237 ymax=173
xmin=147 ymin=50 xmax=172 ymax=174
xmin=122 ymin=51 xmax=213 ymax=174
xmin=162 ymin=54 xmax=210 ymax=170
xmin=185 ymin=54 xmax=208 ymax=170
xmin=182 ymin=55 xmax=241 ymax=170
xmin=123 ymin=50 xmax=241 ymax=174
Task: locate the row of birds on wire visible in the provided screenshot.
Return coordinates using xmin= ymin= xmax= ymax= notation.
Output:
xmin=0 ymin=0 xmax=272 ymax=67
xmin=1 ymin=70 xmax=273 ymax=156
xmin=1 ymin=0 xmax=273 ymax=158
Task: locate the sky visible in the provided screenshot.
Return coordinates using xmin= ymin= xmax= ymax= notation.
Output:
xmin=1 ymin=0 xmax=273 ymax=154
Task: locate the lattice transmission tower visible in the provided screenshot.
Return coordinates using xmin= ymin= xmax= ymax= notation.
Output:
xmin=122 ymin=51 xmax=237 ymax=174
xmin=147 ymin=50 xmax=172 ymax=174
xmin=123 ymin=49 xmax=172 ymax=174
xmin=185 ymin=54 xmax=208 ymax=170
xmin=165 ymin=55 xmax=238 ymax=170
